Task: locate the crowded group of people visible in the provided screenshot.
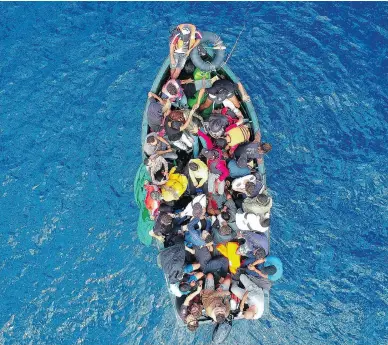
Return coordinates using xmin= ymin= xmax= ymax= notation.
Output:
xmin=142 ymin=23 xmax=283 ymax=331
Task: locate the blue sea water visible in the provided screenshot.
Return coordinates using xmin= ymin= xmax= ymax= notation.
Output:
xmin=0 ymin=2 xmax=387 ymax=345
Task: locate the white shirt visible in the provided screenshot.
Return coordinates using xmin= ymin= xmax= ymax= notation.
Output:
xmin=236 ymin=213 xmax=269 ymax=233
xmin=232 ymin=175 xmax=264 ymax=194
xmin=180 ymin=194 xmax=207 ymax=218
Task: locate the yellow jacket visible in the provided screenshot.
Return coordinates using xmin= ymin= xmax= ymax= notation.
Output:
xmin=161 ymin=167 xmax=188 ymax=202
xmin=227 ymin=125 xmax=250 ymax=147
xmin=216 ymin=242 xmax=241 ymax=274
xmin=188 ymin=159 xmax=208 ymax=188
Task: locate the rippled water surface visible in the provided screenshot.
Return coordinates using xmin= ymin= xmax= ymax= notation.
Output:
xmin=1 ymin=2 xmax=387 ymax=345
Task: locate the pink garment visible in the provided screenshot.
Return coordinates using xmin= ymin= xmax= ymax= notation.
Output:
xmin=225 ymin=123 xmax=237 ymax=133
xmin=198 ymin=129 xmax=214 ymax=149
xmin=213 ymin=158 xmax=229 ymax=181
xmin=198 ymin=130 xmax=229 ymax=181
xmin=221 ymin=107 xmax=239 ymax=125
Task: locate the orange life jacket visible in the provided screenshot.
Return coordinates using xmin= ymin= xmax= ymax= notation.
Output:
xmin=145 ymin=184 xmax=160 ymax=218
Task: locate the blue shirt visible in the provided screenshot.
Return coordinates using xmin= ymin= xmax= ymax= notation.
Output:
xmin=263 ymin=256 xmax=283 ymax=282
xmin=185 ymin=217 xmax=206 ymax=247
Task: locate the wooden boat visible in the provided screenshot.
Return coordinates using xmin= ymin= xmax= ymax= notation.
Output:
xmin=134 ymin=51 xmax=271 ymax=338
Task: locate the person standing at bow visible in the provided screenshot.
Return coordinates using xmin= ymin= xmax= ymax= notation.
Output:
xmin=169 ymin=24 xmax=202 ymax=79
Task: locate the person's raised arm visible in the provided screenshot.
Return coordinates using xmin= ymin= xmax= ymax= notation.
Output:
xmin=155 ymin=137 xmax=172 ymax=155
xmin=189 ymin=169 xmax=198 ymax=187
xmin=197 ymin=175 xmax=207 ymax=188
xmin=253 ymin=131 xmax=261 ymax=143
xmin=195 ymin=88 xmax=206 ymax=109
xmin=157 ymin=135 xmax=171 ymax=147
xmin=180 ymin=78 xmax=194 ymax=85
xmin=252 ymin=257 xmax=266 ymax=266
xmin=237 ymin=82 xmax=251 ymax=102
xmin=148 ymin=92 xmax=165 ymax=104
xmin=170 ymin=40 xmax=176 ymax=66
xmin=179 ymin=109 xmax=194 ymax=131
xmin=254 ymin=268 xmax=268 ymax=279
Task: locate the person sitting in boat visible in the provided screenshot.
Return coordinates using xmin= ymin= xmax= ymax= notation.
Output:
xmin=231 ymin=274 xmax=265 ymax=320
xmin=149 ymin=212 xmax=177 ymax=243
xmin=242 ymin=192 xmax=273 ymax=217
xmin=201 ymin=148 xmax=229 ymax=195
xmin=144 ymin=155 xmax=169 ymax=186
xmin=143 ymin=132 xmax=178 ymax=160
xmin=144 ymin=181 xmax=161 ymax=220
xmin=234 ymin=131 xmax=272 ymax=169
xmin=181 ymin=67 xmax=220 ymax=100
xmin=203 ymin=114 xmax=230 ymax=139
xmin=161 ymin=79 xmax=189 ymax=109
xmin=212 ymin=194 xmax=239 ymax=233
xmin=245 ymin=255 xmax=283 ymax=283
xmin=170 ymin=263 xmax=204 ymax=297
xmin=165 ymin=108 xmax=197 ymax=151
xmin=223 ymin=123 xmax=251 ymax=154
xmin=159 ymin=167 xmax=188 ymax=202
xmin=198 ymin=79 xmax=250 ymax=116
xmin=147 ymin=92 xmax=171 ymax=133
xmin=236 ymin=231 xmax=269 ymax=259
xmin=227 ymin=158 xmax=253 ymax=178
xmin=169 ymin=24 xmax=202 ymax=79
xmin=201 ymin=272 xmax=231 ymax=324
xmin=179 ymin=194 xmax=207 ymax=219
xmin=232 ymin=172 xmax=264 ymax=198
xmin=184 ymin=204 xmax=212 ymax=248
xmin=186 ymin=159 xmax=208 ymax=194
xmin=179 ymin=280 xmax=203 ymax=332
xmin=235 ymin=211 xmax=270 ymax=233
xmin=211 ymin=224 xmax=237 ymax=245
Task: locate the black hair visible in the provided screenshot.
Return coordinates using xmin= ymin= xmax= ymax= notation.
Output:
xmin=179 ymin=282 xmax=192 ymax=293
xmin=260 ymin=142 xmax=272 ymax=153
xmin=215 ymin=314 xmax=226 ymax=324
xmin=150 ymin=191 xmax=161 ymax=201
xmin=187 ymin=320 xmax=199 ymax=332
xmin=219 ymin=225 xmax=231 ymax=236
xmin=215 ymin=138 xmax=227 ymax=149
xmin=166 ymin=82 xmax=178 ymax=96
xmin=143 ymin=158 xmax=149 ymax=165
xmin=262 ymin=265 xmax=277 ymax=276
xmin=237 ymin=238 xmax=246 ymax=245
xmin=245 ymin=181 xmax=256 ymax=196
xmin=254 ymin=247 xmax=266 ymax=260
xmin=221 ymin=211 xmax=230 ymax=221
xmin=260 ymin=217 xmax=270 ymax=227
xmin=184 ymin=61 xmax=195 ymax=74
xmin=189 ymin=162 xmax=199 ymax=171
xmin=146 ymin=136 xmax=156 ymax=144
xmin=257 ymin=194 xmax=269 ymax=205
xmin=171 ymin=121 xmax=182 ymax=130
xmin=160 ymin=213 xmax=173 ymax=225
